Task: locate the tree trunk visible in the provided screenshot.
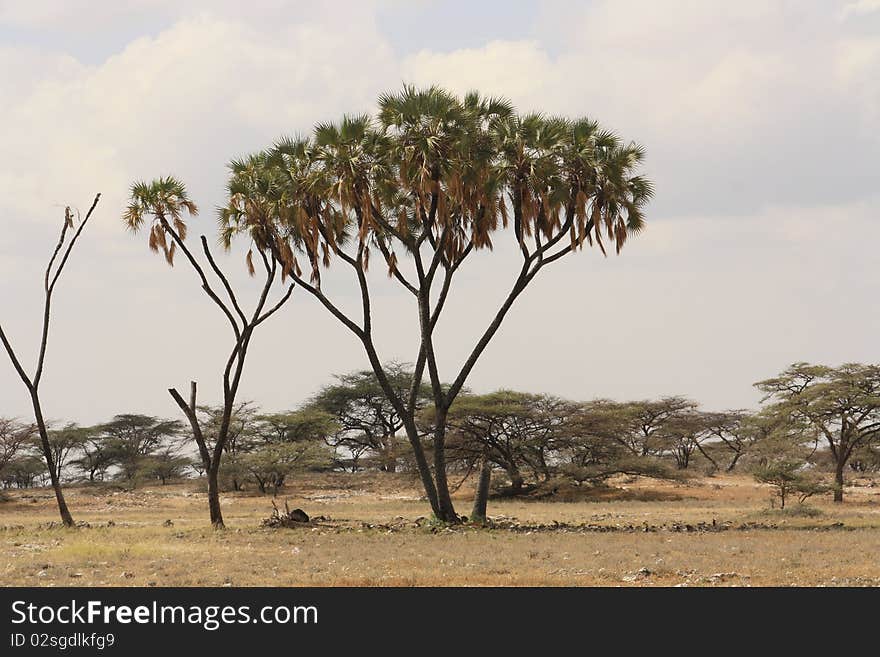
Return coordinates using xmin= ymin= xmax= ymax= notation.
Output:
xmin=726 ymin=452 xmax=742 ymax=472
xmin=432 ymin=414 xmax=458 ymax=522
xmin=402 ymin=419 xmax=442 ymax=518
xmin=833 ymin=461 xmax=845 ymax=503
xmin=507 ymin=466 xmax=524 ymax=494
xmin=380 ymin=446 xmax=397 ymax=473
xmin=207 ymin=465 xmax=225 ymax=528
xmin=470 ymin=456 xmax=492 ymax=523
xmin=31 ymin=392 xmax=74 ymax=527
xmin=674 ymin=450 xmax=689 ymax=469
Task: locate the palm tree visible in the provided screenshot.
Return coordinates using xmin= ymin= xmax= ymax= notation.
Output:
xmin=123 ymin=176 xmax=198 ymax=265
xmin=124 ymin=176 xmax=293 ymax=528
xmin=230 ymin=86 xmax=653 ymax=522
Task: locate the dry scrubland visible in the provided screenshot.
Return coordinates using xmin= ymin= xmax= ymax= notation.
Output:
xmin=2 ymin=473 xmax=879 ymax=587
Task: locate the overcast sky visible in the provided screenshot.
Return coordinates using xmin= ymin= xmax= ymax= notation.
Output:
xmin=1 ymin=0 xmax=879 ymax=425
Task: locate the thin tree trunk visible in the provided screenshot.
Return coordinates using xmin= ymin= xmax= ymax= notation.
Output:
xmin=726 ymin=452 xmax=742 ymax=472
xmin=507 ymin=466 xmax=524 ymax=494
xmin=833 ymin=461 xmax=845 ymax=503
xmin=207 ymin=464 xmax=225 ymax=528
xmin=31 ymin=392 xmax=74 ymax=527
xmin=169 ymin=384 xmax=226 ymax=529
xmin=381 ymin=445 xmax=397 ymax=473
xmin=471 ymin=456 xmax=492 ymax=523
xmin=432 ymin=412 xmax=457 ymax=522
xmin=402 ymin=419 xmax=442 ymax=517
xmin=695 ymin=441 xmax=718 ymax=472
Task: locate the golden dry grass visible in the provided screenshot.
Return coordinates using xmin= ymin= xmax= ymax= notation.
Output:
xmin=1 ymin=472 xmax=879 ymax=587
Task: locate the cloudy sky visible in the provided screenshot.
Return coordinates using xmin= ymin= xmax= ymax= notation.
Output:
xmin=1 ymin=0 xmax=878 ymax=425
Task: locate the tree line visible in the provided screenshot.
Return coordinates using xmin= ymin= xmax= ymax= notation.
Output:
xmin=3 ymin=361 xmax=878 ymax=519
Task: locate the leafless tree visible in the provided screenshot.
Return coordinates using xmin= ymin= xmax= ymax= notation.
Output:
xmin=0 ymin=194 xmax=101 ymax=525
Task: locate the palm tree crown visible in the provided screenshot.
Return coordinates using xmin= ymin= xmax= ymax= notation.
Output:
xmin=215 ymin=85 xmax=653 ymax=276
xmin=123 ymin=176 xmax=199 ymax=265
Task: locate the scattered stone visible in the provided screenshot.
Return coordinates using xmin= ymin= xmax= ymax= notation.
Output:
xmin=706 ymin=572 xmax=749 ymax=584
xmin=121 ymin=572 xmax=134 ymax=579
xmin=162 ymin=519 xmax=174 ymax=527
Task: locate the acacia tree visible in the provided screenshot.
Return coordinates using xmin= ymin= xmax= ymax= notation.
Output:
xmin=2 ymin=455 xmax=46 ymax=489
xmin=124 ymin=177 xmax=293 ymax=528
xmin=753 ymin=461 xmax=829 ymax=509
xmin=700 ymin=410 xmax=752 ymax=471
xmin=756 ymin=363 xmax=880 ymax=502
xmin=141 ymin=445 xmax=190 ymax=485
xmin=243 ymin=410 xmax=335 ymax=493
xmin=444 ymin=391 xmax=578 ymax=522
xmin=445 ymin=391 xmax=572 ymax=490
xmin=69 ymin=427 xmax=115 ymax=482
xmin=197 ymin=402 xmax=259 ymax=491
xmin=612 ymin=397 xmax=698 ymax=457
xmin=99 ymin=414 xmax=183 ymax=483
xmin=253 ymin=408 xmax=338 ymax=447
xmin=0 ymin=194 xmax=101 ymax=525
xmin=655 ymin=411 xmax=727 ymax=470
xmin=220 ymin=86 xmax=652 ymax=522
xmin=309 ymin=364 xmax=429 ymax=472
xmin=43 ymin=424 xmax=87 ymax=481
xmin=0 ymin=419 xmax=36 ymax=480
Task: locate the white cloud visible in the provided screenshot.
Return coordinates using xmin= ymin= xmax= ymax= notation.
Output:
xmin=0 ymin=12 xmax=397 ymax=229
xmin=403 ymin=1 xmax=880 ymax=216
xmin=403 ymin=40 xmax=558 ymax=101
xmin=1 ymin=1 xmax=879 ymax=423
xmin=839 ymin=0 xmax=880 ymax=20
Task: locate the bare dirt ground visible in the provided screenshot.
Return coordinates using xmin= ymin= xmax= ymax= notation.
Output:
xmin=2 ymin=472 xmax=879 ymax=586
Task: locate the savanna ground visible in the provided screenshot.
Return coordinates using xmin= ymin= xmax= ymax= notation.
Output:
xmin=2 ymin=472 xmax=879 ymax=587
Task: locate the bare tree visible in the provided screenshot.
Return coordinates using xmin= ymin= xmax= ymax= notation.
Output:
xmin=0 ymin=194 xmax=101 ymax=525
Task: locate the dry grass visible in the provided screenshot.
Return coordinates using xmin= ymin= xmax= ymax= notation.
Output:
xmin=1 ymin=472 xmax=879 ymax=587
